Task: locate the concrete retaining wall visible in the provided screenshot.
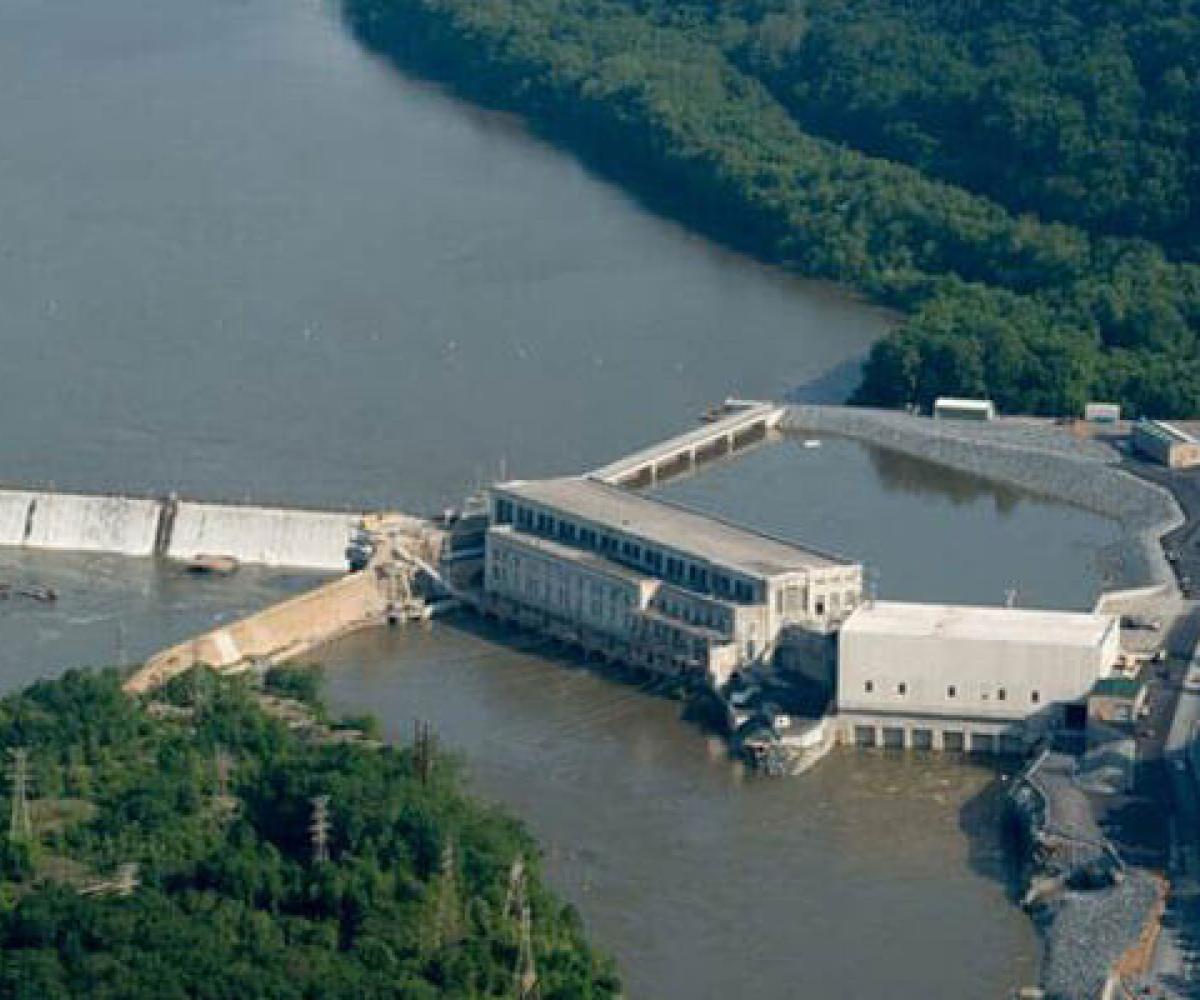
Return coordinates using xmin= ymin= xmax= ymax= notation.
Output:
xmin=125 ymin=570 xmax=387 ymax=694
xmin=167 ymin=502 xmax=360 ymax=571
xmin=0 ymin=489 xmax=162 ymax=556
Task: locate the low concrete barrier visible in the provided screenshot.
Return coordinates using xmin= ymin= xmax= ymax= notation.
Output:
xmin=124 ymin=570 xmax=387 ymax=694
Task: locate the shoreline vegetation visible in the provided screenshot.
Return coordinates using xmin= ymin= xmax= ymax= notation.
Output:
xmin=342 ymin=0 xmax=1200 ymax=417
xmin=0 ymin=667 xmax=620 ymax=998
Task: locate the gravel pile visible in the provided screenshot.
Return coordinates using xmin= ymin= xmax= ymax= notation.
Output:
xmin=1010 ymin=754 xmax=1162 ymax=999
xmin=783 ymin=405 xmax=1183 ymax=593
xmin=1039 ymin=868 xmax=1161 ymax=1000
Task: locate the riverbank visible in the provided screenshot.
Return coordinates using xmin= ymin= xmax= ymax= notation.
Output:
xmin=0 ymin=666 xmax=620 ymax=996
xmin=782 ymin=405 xmax=1183 ymax=598
xmin=340 ymin=0 xmax=1200 ymax=417
xmin=1010 ymin=752 xmax=1167 ymax=998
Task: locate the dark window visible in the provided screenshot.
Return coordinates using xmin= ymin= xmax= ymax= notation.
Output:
xmin=864 ymin=680 xmax=874 ymax=693
xmin=997 ymin=688 xmax=1007 ymax=701
xmin=897 ymin=682 xmax=907 ymax=695
xmin=947 ymin=685 xmax=956 ymax=699
xmin=1031 ymin=691 xmax=1040 ymax=704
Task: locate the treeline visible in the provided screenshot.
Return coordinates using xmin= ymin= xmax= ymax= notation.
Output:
xmin=739 ymin=0 xmax=1200 ymax=257
xmin=341 ymin=0 xmax=1200 ymax=416
xmin=0 ymin=669 xmax=619 ymax=998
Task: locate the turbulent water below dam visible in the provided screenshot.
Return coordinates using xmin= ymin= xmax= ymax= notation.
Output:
xmin=0 ymin=0 xmax=1133 ymax=994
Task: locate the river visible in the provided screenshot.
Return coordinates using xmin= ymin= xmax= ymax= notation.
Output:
xmin=0 ymin=0 xmax=1063 ymax=994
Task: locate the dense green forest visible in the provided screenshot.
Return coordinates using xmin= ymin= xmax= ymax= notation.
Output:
xmin=0 ymin=668 xmax=619 ymax=998
xmin=342 ymin=0 xmax=1200 ymax=416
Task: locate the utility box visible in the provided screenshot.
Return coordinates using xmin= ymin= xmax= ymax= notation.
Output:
xmin=933 ymin=397 xmax=995 ymax=422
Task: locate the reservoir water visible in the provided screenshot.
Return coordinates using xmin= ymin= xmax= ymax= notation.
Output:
xmin=0 ymin=0 xmax=1098 ymax=993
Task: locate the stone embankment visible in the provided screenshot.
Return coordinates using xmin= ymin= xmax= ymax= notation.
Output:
xmin=783 ymin=406 xmax=1183 ymax=595
xmin=1010 ymin=752 xmax=1166 ymax=999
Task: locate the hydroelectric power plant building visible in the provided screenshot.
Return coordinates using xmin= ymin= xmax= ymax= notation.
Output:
xmin=835 ymin=602 xmax=1121 ymax=753
xmin=482 ymin=477 xmax=864 ymax=684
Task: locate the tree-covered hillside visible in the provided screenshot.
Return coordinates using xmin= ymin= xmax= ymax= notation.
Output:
xmin=0 ymin=668 xmax=619 ymax=998
xmin=342 ymin=0 xmax=1200 ymax=417
xmin=740 ymin=0 xmax=1200 ymax=257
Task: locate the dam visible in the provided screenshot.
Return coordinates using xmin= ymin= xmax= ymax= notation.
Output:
xmin=0 ymin=490 xmax=161 ymax=557
xmin=0 ymin=488 xmax=366 ymax=571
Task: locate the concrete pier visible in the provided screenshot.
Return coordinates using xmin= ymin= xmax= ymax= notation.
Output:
xmin=590 ymin=400 xmax=785 ymax=488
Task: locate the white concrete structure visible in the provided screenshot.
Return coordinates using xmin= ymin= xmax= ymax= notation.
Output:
xmin=168 ymin=502 xmax=361 ymax=571
xmin=933 ymin=397 xmax=995 ymax=421
xmin=484 ymin=477 xmax=862 ymax=683
xmin=1132 ymin=419 xmax=1200 ymax=469
xmin=1084 ymin=402 xmax=1121 ymax=424
xmin=590 ymin=400 xmax=785 ymax=487
xmin=0 ymin=489 xmax=162 ymax=556
xmin=836 ymin=601 xmax=1120 ymax=753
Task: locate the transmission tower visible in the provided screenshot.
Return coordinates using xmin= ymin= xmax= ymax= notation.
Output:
xmin=513 ymin=903 xmax=539 ymax=1000
xmin=413 ymin=720 xmax=436 ymax=786
xmin=310 ymin=795 xmax=331 ymax=864
xmin=503 ymin=855 xmax=527 ymax=924
xmin=7 ymin=748 xmax=32 ymax=842
xmin=434 ymin=839 xmax=464 ymax=949
xmin=114 ymin=862 xmax=140 ymax=896
xmin=215 ymin=746 xmax=234 ymax=801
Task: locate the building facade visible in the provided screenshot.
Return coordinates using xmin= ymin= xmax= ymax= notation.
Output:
xmin=483 ymin=477 xmax=863 ymax=684
xmin=1132 ymin=420 xmax=1200 ymax=469
xmin=835 ymin=601 xmax=1120 ymax=753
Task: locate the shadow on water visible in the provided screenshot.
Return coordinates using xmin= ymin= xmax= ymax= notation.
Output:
xmin=955 ymin=759 xmax=1029 ymax=906
xmin=787 ymin=356 xmax=870 ymax=404
xmin=865 ymin=444 xmax=1025 ymax=515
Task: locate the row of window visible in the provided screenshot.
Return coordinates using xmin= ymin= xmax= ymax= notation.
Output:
xmin=494 ymin=497 xmax=762 ymax=603
xmin=862 ymin=680 xmax=1041 ymax=704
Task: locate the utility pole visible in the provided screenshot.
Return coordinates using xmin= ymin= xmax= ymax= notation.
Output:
xmin=310 ymin=795 xmax=331 ymax=864
xmin=7 ymin=748 xmax=32 ymax=842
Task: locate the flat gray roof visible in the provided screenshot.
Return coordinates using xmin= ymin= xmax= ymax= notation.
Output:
xmin=842 ymin=601 xmax=1117 ymax=649
xmin=493 ymin=477 xmax=852 ymax=578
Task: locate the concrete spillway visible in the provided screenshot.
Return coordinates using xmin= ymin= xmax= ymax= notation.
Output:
xmin=167 ymin=502 xmax=359 ymax=571
xmin=0 ymin=489 xmax=364 ymax=570
xmin=0 ymin=489 xmax=161 ymax=556
xmin=0 ymin=491 xmax=36 ymax=547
